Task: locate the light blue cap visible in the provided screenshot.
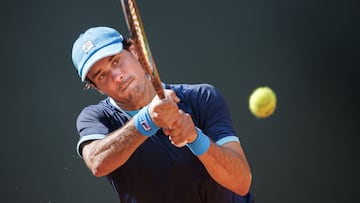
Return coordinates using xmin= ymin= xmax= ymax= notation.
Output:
xmin=71 ymin=26 xmax=124 ymax=81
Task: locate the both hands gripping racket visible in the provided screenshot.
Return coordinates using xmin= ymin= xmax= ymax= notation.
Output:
xmin=120 ymin=0 xmax=188 ymax=147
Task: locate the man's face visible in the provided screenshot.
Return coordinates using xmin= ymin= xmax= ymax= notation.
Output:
xmin=87 ymin=47 xmax=150 ymax=109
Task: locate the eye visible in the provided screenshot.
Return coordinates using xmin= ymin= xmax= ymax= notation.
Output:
xmin=98 ymin=73 xmax=106 ymax=81
xmin=112 ymin=57 xmax=120 ymax=66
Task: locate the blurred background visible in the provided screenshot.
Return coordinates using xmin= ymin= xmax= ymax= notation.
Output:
xmin=1 ymin=0 xmax=359 ymax=202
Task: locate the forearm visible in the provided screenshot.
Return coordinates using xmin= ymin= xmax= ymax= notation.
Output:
xmin=83 ymin=119 xmax=147 ymax=177
xmin=198 ymin=141 xmax=252 ymax=196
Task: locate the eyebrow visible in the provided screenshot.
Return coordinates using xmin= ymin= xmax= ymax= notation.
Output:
xmin=91 ymin=69 xmax=101 ymax=80
xmin=108 ymin=55 xmax=116 ymax=62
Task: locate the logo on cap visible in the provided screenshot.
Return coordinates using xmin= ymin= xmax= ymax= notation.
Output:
xmin=82 ymin=40 xmax=95 ymax=54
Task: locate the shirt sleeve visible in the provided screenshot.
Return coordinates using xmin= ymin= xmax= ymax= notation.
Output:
xmin=75 ymin=105 xmax=111 ymax=157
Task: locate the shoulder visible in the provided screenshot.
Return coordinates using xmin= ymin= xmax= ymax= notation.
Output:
xmin=78 ymin=98 xmax=112 ymax=118
xmin=79 ymin=97 xmax=128 ymax=116
xmin=76 ymin=98 xmax=130 ymax=135
xmin=165 ymin=83 xmax=227 ymax=112
xmin=166 ymin=83 xmax=221 ymax=99
xmin=77 ymin=98 xmax=129 ymax=123
xmin=166 ymin=83 xmax=216 ymax=91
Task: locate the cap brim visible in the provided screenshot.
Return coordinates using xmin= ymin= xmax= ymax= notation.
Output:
xmin=81 ymin=43 xmax=123 ymax=82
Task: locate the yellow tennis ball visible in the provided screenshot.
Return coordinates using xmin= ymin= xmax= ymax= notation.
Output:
xmin=249 ymin=86 xmax=276 ymax=118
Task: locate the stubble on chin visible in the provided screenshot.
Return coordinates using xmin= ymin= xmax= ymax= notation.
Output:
xmin=124 ymin=84 xmax=145 ymax=102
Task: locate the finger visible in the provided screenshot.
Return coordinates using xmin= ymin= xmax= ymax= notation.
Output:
xmin=174 ymin=140 xmax=187 ymax=148
xmin=168 ymin=132 xmax=188 ymax=145
xmin=165 ymin=90 xmax=180 ymax=103
xmin=168 ymin=109 xmax=185 ymax=130
xmin=169 ymin=136 xmax=186 ymax=146
xmin=162 ymin=127 xmax=170 ymax=136
xmin=170 ymin=113 xmax=197 ymax=143
xmin=149 ymin=98 xmax=180 ymax=127
xmin=169 ymin=136 xmax=187 ymax=148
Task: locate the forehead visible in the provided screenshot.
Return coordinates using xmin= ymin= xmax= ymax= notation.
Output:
xmin=87 ymin=49 xmax=133 ymax=79
xmin=88 ymin=55 xmax=114 ymax=75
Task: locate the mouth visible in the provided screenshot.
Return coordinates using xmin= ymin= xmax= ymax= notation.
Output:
xmin=119 ymin=77 xmax=134 ymax=93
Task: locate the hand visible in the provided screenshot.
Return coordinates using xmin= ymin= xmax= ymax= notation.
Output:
xmin=148 ymin=89 xmax=180 ymax=128
xmin=163 ymin=109 xmax=197 ymax=147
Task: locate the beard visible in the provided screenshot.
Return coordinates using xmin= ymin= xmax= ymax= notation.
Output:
xmin=113 ymin=77 xmax=150 ymax=109
xmin=122 ymin=84 xmax=144 ymax=101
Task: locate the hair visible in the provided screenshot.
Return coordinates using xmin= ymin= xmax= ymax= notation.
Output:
xmin=83 ymin=38 xmax=134 ymax=90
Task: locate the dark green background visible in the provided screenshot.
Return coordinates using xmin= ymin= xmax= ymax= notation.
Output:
xmin=1 ymin=0 xmax=359 ymax=202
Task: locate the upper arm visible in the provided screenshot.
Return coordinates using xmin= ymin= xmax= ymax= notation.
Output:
xmin=80 ymin=140 xmax=101 ymax=170
xmin=222 ymin=141 xmax=247 ymax=160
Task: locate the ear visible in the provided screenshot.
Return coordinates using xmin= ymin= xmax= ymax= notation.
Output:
xmin=128 ymin=44 xmax=139 ymax=59
xmin=93 ymin=86 xmax=105 ymax=95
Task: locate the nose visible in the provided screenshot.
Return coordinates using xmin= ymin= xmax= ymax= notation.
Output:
xmin=112 ymin=70 xmax=124 ymax=83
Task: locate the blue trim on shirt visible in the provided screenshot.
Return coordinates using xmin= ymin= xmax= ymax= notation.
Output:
xmin=216 ymin=135 xmax=240 ymax=145
xmin=76 ymin=134 xmax=106 ymax=158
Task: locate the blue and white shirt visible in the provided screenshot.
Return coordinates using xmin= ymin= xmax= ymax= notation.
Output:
xmin=76 ymin=83 xmax=253 ymax=203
